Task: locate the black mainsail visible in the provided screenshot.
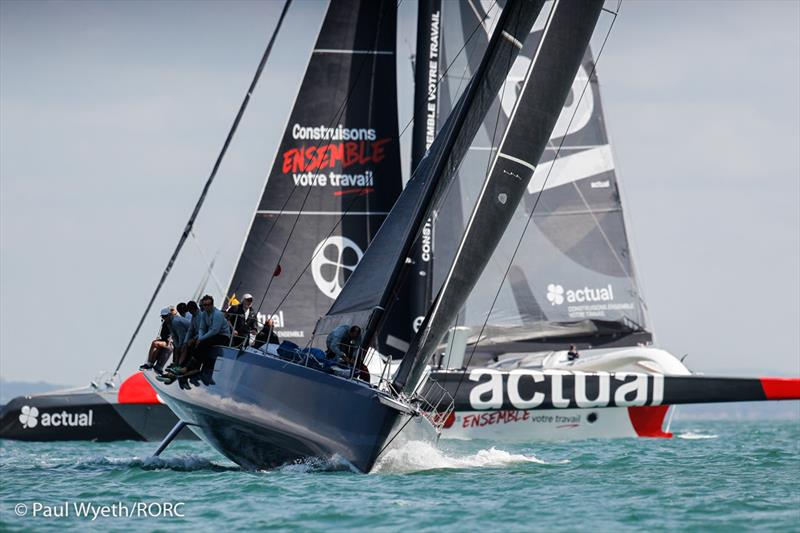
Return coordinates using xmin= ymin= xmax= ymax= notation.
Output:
xmin=393 ymin=0 xmax=606 ymax=392
xmin=226 ymin=0 xmax=403 ymax=345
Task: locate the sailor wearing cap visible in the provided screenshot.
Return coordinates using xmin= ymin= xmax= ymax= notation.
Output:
xmin=139 ymin=306 xmax=174 ymax=371
xmin=227 ymin=293 xmax=257 ymax=347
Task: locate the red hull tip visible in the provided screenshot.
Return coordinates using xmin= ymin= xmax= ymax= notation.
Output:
xmin=627 ymin=405 xmax=672 ymax=438
xmin=118 ymin=371 xmax=161 ymax=404
xmin=760 ymin=377 xmax=800 ymax=401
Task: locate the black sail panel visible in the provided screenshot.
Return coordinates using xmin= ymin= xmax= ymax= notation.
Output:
xmin=379 ymin=0 xmax=443 ymax=358
xmin=318 ymin=0 xmax=546 ymax=342
xmin=226 ymin=0 xmax=402 ymax=346
xmin=394 ymin=0 xmax=606 ymax=392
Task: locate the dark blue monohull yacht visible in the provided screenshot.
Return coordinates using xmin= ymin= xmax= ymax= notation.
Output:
xmin=146 ymin=0 xmax=606 ymax=472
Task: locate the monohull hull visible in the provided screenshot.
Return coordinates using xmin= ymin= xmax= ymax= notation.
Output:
xmin=144 ymin=347 xmax=438 ymax=472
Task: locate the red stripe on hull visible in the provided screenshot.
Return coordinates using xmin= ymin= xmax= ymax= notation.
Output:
xmin=760 ymin=378 xmax=800 ymax=400
xmin=627 ymin=405 xmax=672 ymax=438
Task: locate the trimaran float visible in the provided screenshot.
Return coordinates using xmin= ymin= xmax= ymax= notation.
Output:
xmin=2 ymin=1 xmax=797 ymax=457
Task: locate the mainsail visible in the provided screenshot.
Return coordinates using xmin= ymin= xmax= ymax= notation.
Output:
xmin=438 ymin=0 xmax=652 ymax=355
xmin=394 ymin=0 xmax=606 ymax=392
xmin=226 ymin=0 xmax=403 ymax=345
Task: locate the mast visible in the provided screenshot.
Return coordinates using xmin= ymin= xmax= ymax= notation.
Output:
xmin=393 ymin=0 xmax=606 ymax=392
xmin=408 ymin=0 xmax=442 ymax=340
xmin=380 ymin=0 xmax=443 ymax=357
xmin=226 ymin=0 xmax=403 ymax=346
xmin=316 ymin=0 xmax=546 ymax=346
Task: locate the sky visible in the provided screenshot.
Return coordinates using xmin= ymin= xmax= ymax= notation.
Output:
xmin=1 ymin=0 xmax=798 ymax=386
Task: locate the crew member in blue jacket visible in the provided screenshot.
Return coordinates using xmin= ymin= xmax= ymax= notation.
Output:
xmin=177 ymin=295 xmax=231 ymax=373
xmin=325 ymin=325 xmax=369 ymax=381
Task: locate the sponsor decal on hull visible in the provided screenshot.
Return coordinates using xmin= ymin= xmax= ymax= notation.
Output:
xmin=19 ymin=406 xmax=94 ymax=429
xmin=467 ymin=369 xmax=664 ymax=410
xmin=443 ymin=407 xmax=644 ymax=441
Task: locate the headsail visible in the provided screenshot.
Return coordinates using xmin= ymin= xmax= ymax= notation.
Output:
xmin=440 ymin=1 xmax=651 ymax=354
xmin=226 ymin=0 xmax=403 ymax=345
xmin=316 ymin=0 xmax=546 ymax=347
xmin=393 ymin=0 xmax=606 ymax=392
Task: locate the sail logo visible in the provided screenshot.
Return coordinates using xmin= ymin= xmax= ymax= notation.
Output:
xmin=283 ymin=126 xmax=391 ymax=177
xmin=257 ymin=310 xmax=284 ymax=328
xmin=421 ymin=220 xmax=432 ymax=262
xmin=546 ymin=284 xmax=565 ymax=305
xmin=19 ymin=405 xmax=38 ymax=428
xmin=19 ymin=406 xmax=94 ymax=429
xmin=311 ymin=236 xmax=363 ymax=299
xmin=547 ymin=283 xmax=614 ymax=305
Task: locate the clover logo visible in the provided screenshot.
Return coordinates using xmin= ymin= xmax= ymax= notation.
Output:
xmin=311 ymin=236 xmax=364 ymax=299
xmin=546 ymin=284 xmax=565 ymax=305
xmin=19 ymin=405 xmax=39 ymax=429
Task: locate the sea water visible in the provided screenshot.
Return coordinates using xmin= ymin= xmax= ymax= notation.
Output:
xmin=1 ymin=419 xmax=798 ymax=532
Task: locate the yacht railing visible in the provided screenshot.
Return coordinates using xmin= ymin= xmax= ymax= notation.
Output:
xmin=227 ymin=327 xmax=454 ymax=433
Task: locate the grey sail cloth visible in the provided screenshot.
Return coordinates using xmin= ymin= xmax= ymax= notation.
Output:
xmin=438 ymin=1 xmax=650 ymax=347
xmin=394 ymin=0 xmax=606 ymax=392
xmin=317 ymin=0 xmax=546 ymax=341
xmin=225 ymin=0 xmax=403 ymax=347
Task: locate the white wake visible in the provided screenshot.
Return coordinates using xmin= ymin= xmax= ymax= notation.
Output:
xmin=676 ymin=431 xmax=719 ymax=440
xmin=372 ymin=441 xmax=564 ymax=473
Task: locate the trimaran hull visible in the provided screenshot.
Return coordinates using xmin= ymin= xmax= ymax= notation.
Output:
xmin=143 ymin=347 xmax=437 ymax=472
xmin=0 ymin=372 xmax=194 ymax=442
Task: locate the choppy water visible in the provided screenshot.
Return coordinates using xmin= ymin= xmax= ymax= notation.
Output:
xmin=1 ymin=419 xmax=798 ymax=532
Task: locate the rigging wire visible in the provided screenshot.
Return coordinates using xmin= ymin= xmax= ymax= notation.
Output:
xmin=112 ymin=0 xmax=293 ymax=376
xmin=451 ymin=2 xmax=622 ymax=400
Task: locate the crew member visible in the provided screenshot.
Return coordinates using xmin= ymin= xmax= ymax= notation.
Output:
xmin=567 ymin=344 xmax=580 ymax=361
xmin=252 ymin=318 xmax=280 ymax=349
xmin=325 ymin=325 xmax=369 ymax=381
xmin=227 ymin=293 xmax=257 ymax=346
xmin=175 ymin=295 xmax=231 ymax=374
xmin=140 ymin=307 xmax=173 ymax=371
